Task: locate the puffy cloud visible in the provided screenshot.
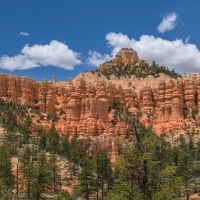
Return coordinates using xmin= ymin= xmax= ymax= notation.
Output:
xmin=20 ymin=32 xmax=29 ymax=36
xmin=158 ymin=12 xmax=177 ymax=33
xmin=87 ymin=51 xmax=112 ymax=67
xmin=0 ymin=40 xmax=82 ymax=70
xmin=88 ymin=32 xmax=200 ymax=74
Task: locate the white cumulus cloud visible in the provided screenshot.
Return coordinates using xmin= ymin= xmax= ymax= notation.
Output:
xmin=87 ymin=51 xmax=112 ymax=67
xmin=0 ymin=40 xmax=82 ymax=70
xmin=88 ymin=32 xmax=200 ymax=74
xmin=158 ymin=12 xmax=177 ymax=33
xmin=20 ymin=32 xmax=29 ymax=36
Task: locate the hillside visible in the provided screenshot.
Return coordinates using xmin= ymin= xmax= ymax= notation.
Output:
xmin=1 ymin=48 xmax=200 ymax=199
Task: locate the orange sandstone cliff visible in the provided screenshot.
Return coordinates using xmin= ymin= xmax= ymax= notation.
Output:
xmin=0 ymin=49 xmax=200 ymax=140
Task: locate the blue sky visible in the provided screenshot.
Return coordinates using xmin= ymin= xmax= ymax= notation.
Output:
xmin=0 ymin=0 xmax=200 ymax=81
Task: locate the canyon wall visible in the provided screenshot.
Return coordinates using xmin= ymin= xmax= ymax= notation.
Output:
xmin=1 ymin=49 xmax=200 ymax=139
xmin=1 ymin=71 xmax=200 ymax=138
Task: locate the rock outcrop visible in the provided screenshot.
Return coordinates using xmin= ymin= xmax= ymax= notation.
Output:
xmin=98 ymin=48 xmax=148 ymax=70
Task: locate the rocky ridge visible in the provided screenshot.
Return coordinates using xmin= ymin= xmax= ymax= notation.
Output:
xmin=95 ymin=48 xmax=180 ymax=80
xmin=0 ymin=49 xmax=200 ymax=142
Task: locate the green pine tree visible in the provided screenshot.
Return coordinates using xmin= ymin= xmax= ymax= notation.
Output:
xmin=195 ymin=141 xmax=200 ymax=160
xmin=78 ymin=156 xmax=96 ymax=200
xmin=0 ymin=144 xmax=14 ymax=197
xmin=177 ymin=149 xmax=193 ymax=200
xmin=50 ymin=153 xmax=61 ymax=193
xmin=69 ymin=137 xmax=80 ymax=176
xmin=32 ymin=151 xmax=52 ymax=200
xmin=94 ymin=148 xmax=113 ymax=199
xmin=19 ymin=146 xmax=34 ymax=199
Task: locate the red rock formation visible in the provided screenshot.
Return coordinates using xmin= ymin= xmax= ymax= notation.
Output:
xmin=183 ymin=75 xmax=196 ymax=109
xmin=196 ymin=73 xmax=200 ymax=109
xmin=0 ymin=49 xmax=200 ymax=140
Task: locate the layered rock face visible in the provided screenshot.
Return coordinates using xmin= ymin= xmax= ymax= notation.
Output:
xmin=0 ymin=49 xmax=200 ymax=138
xmin=1 ymin=71 xmax=199 ymax=136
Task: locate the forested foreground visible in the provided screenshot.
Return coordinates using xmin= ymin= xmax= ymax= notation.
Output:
xmin=1 ymin=99 xmax=200 ymax=199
